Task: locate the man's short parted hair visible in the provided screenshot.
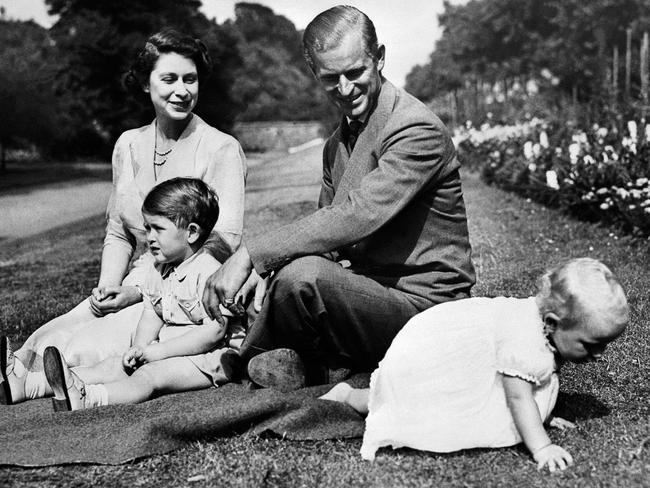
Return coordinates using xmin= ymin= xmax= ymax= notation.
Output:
xmin=536 ymin=257 xmax=629 ymax=332
xmin=142 ymin=177 xmax=219 ymax=246
xmin=124 ymin=29 xmax=212 ymax=100
xmin=302 ymin=5 xmax=380 ymax=72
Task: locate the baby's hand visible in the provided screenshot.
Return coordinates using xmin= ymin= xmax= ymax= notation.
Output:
xmin=122 ymin=346 xmax=145 ymax=372
xmin=548 ymin=416 xmax=576 ymax=430
xmin=533 ymin=444 xmax=574 ymax=472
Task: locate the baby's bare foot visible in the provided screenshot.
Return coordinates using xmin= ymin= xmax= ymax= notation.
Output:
xmin=319 ymin=382 xmax=353 ymax=403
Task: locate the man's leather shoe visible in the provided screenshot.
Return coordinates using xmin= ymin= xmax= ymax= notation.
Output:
xmin=247 ymin=348 xmax=306 ymax=392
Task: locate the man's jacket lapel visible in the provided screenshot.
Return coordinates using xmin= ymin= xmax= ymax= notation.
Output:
xmin=332 ymin=80 xmax=395 ymax=206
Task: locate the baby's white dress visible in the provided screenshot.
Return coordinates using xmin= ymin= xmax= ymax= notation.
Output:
xmin=361 ymin=296 xmax=559 ymax=461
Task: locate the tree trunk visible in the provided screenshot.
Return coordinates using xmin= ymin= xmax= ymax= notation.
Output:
xmin=626 ymin=27 xmax=632 ymax=99
xmin=641 ymin=32 xmax=649 ymax=114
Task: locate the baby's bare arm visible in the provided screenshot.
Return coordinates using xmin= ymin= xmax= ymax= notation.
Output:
xmin=503 ymin=376 xmax=574 ymax=472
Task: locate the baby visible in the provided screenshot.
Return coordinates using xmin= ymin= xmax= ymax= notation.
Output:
xmin=321 ymin=258 xmax=629 ymax=472
xmin=43 ymin=177 xmax=244 ymax=410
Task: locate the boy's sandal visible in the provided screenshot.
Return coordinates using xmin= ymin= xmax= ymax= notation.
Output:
xmin=0 ymin=336 xmax=13 ymax=405
xmin=43 ymin=346 xmax=86 ymax=412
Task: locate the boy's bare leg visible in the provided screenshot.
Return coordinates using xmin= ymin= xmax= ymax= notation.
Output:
xmin=72 ymin=355 xmax=128 ymax=384
xmin=103 ymin=357 xmax=212 ymax=405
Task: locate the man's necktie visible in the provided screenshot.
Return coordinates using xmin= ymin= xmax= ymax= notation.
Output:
xmin=347 ymin=119 xmax=362 ymax=151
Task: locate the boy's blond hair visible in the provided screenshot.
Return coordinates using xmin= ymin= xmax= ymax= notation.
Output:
xmin=537 ymin=258 xmax=629 ymax=334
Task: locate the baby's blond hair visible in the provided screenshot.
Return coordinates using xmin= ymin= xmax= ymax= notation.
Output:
xmin=536 ymin=258 xmax=629 ymax=335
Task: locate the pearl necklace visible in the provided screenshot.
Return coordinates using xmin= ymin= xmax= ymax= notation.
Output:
xmin=153 ymin=122 xmax=174 ymax=181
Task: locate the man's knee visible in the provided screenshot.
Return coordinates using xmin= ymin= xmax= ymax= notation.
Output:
xmin=272 ymin=256 xmax=337 ymax=296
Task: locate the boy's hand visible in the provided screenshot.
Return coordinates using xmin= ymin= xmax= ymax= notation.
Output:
xmin=122 ymin=346 xmax=144 ymax=372
xmin=533 ymin=444 xmax=574 ymax=472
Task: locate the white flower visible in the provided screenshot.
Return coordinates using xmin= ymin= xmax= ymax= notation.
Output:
xmin=636 ymin=177 xmax=649 ymax=186
xmin=569 ymin=142 xmax=580 ymax=163
xmin=622 ymin=137 xmax=637 ymax=154
xmin=528 ymin=163 xmax=537 ymax=172
xmin=583 ymin=155 xmax=596 ymax=165
xmin=539 ymin=131 xmax=549 ymax=148
xmin=602 ymin=152 xmax=609 ymax=162
xmin=628 ymin=120 xmax=638 ymax=139
xmin=596 ymin=187 xmax=609 ymax=195
xmin=523 ymin=141 xmax=534 ymax=160
xmin=546 ymin=170 xmax=559 ymax=190
xmin=645 ymin=207 xmax=650 ymax=214
xmin=555 ymin=147 xmax=562 ymax=156
xmin=645 ymin=124 xmax=650 ymax=142
xmin=597 ymin=127 xmax=608 ymax=139
xmin=533 ymin=143 xmax=542 ymax=157
xmin=629 ymin=204 xmax=637 ymax=210
xmin=600 ymin=203 xmax=610 ymax=210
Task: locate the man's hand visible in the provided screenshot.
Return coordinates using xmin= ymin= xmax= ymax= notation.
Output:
xmin=235 ymin=270 xmax=269 ymax=313
xmin=89 ymin=285 xmax=142 ymax=317
xmin=202 ymin=245 xmax=254 ymax=324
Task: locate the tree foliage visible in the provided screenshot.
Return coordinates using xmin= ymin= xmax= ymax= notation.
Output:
xmin=226 ymin=2 xmax=335 ymax=122
xmin=0 ymin=20 xmax=60 ymax=168
xmin=405 ymin=0 xmax=650 ymax=104
xmin=0 ymin=1 xmax=336 ymax=159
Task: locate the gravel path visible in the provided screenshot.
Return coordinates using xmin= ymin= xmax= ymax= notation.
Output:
xmin=0 ymin=180 xmax=112 ymax=241
xmin=0 ymin=144 xmax=324 ymax=242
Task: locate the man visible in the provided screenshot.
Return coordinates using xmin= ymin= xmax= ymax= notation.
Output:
xmin=203 ymin=5 xmax=475 ymax=388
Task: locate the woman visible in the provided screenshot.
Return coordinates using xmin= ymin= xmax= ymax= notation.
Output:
xmin=1 ymin=29 xmax=246 ymax=404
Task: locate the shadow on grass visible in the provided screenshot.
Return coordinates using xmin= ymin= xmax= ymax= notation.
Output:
xmin=553 ymin=391 xmax=610 ymax=421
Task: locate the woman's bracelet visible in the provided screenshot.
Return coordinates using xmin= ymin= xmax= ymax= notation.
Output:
xmin=531 ymin=442 xmax=553 ymax=456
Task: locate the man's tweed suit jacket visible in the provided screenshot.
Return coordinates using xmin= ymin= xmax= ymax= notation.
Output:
xmin=247 ymin=79 xmax=475 ymax=305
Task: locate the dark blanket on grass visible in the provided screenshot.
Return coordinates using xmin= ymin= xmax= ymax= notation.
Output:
xmin=0 ymin=374 xmax=369 ymax=467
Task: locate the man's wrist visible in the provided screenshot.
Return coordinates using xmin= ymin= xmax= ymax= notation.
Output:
xmin=236 ymin=244 xmax=254 ymax=273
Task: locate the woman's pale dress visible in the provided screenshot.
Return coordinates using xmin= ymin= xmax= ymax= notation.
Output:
xmin=361 ymin=297 xmax=559 ymax=461
xmin=19 ymin=115 xmax=246 ymax=367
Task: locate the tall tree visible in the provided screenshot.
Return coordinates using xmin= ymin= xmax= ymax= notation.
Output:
xmin=226 ymin=2 xmax=335 ymax=122
xmin=408 ymin=0 xmax=647 ymax=104
xmin=0 ymin=20 xmax=59 ymax=169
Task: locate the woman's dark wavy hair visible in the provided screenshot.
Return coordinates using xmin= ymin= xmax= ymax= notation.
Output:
xmin=124 ymin=29 xmax=212 ymax=100
xmin=142 ymin=177 xmax=219 ymax=248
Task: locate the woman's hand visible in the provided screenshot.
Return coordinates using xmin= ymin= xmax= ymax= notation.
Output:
xmin=89 ymin=285 xmax=142 ymax=317
xmin=533 ymin=444 xmax=574 ymax=472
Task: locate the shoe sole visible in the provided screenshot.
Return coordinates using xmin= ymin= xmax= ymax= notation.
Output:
xmin=0 ymin=336 xmax=11 ymax=405
xmin=247 ymin=348 xmax=306 ymax=392
xmin=43 ymin=347 xmax=72 ymax=412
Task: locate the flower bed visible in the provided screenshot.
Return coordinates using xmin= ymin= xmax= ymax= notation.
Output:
xmin=455 ymin=120 xmax=650 ymax=237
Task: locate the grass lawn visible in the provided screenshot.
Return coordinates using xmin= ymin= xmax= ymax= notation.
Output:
xmin=1 ymin=171 xmax=649 ymax=487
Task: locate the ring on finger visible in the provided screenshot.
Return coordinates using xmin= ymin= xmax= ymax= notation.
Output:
xmin=223 ymin=297 xmax=235 ymax=305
